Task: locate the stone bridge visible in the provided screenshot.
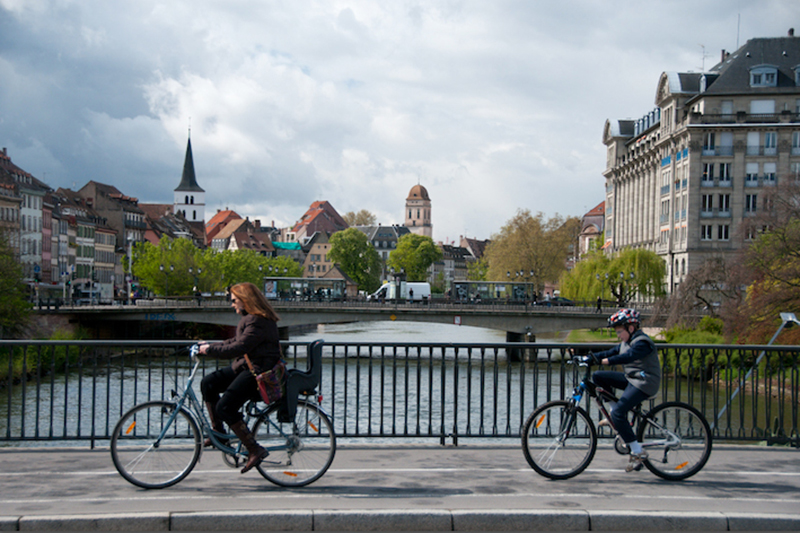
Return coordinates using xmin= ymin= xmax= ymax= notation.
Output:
xmin=34 ymin=300 xmax=665 ymax=342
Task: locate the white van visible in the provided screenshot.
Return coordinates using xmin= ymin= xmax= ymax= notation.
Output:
xmin=367 ymin=281 xmax=431 ymax=301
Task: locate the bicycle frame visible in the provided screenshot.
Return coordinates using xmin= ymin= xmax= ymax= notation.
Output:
xmin=162 ymin=345 xmax=331 ymax=459
xmin=571 ymin=359 xmax=681 ymax=453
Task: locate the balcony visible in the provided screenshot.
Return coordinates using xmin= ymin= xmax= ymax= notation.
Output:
xmin=125 ymin=220 xmax=147 ymax=230
xmin=689 ymin=111 xmax=800 ymax=125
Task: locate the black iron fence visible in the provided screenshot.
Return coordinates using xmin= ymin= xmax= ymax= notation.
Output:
xmin=1 ymin=340 xmax=797 ymax=447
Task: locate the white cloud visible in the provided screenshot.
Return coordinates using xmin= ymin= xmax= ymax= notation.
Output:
xmin=0 ymin=0 xmax=794 ymax=242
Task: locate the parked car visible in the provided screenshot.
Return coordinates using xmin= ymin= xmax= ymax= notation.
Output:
xmin=548 ymin=296 xmax=575 ymax=307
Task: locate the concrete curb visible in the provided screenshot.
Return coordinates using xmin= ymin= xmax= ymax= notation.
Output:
xmin=589 ymin=510 xmax=728 ymax=531
xmin=171 ymin=510 xmax=312 ymax=531
xmin=17 ymin=512 xmax=169 ymax=531
xmin=1 ymin=510 xmax=799 ymax=531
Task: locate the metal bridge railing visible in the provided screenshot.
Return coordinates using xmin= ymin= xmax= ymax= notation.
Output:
xmin=1 ymin=340 xmax=797 ymax=447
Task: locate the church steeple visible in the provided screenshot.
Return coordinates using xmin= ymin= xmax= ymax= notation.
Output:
xmin=175 ymin=137 xmax=205 ymax=193
xmin=173 ymin=136 xmax=206 ymax=223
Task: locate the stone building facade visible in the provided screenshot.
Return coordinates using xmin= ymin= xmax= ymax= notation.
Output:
xmin=602 ymin=32 xmax=800 ymax=293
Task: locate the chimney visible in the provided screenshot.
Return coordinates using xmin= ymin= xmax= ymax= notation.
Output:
xmin=2 ymin=147 xmax=6 ymax=156
xmin=255 ymin=219 xmax=261 ymax=229
xmin=721 ymin=49 xmax=726 ymax=62
xmin=789 ymin=28 xmax=795 ymax=37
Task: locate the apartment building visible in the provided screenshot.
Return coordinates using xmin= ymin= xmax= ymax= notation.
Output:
xmin=602 ymin=32 xmax=800 ymax=293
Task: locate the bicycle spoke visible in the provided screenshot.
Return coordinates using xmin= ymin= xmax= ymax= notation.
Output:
xmin=110 ymin=401 xmax=201 ymax=489
xmin=253 ymin=400 xmax=336 ymax=487
xmin=637 ymin=402 xmax=712 ymax=481
xmin=522 ymin=401 xmax=596 ymax=480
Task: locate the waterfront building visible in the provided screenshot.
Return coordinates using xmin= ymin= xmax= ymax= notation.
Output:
xmin=0 ymin=149 xmax=50 ymax=283
xmin=404 ymin=184 xmax=432 ymax=238
xmin=77 ymin=181 xmax=145 ymax=245
xmin=353 ymin=224 xmax=410 ymax=282
xmin=290 ymin=201 xmax=348 ymax=243
xmin=578 ymin=202 xmax=605 ymax=258
xmin=602 ymin=31 xmax=800 ymax=293
xmin=205 ymin=208 xmax=242 ymax=246
xmin=302 ymin=231 xmax=334 ymax=279
xmin=0 ymin=154 xmax=22 ymax=259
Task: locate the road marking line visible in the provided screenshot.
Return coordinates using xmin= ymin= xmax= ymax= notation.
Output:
xmin=0 ymin=467 xmax=799 ymax=476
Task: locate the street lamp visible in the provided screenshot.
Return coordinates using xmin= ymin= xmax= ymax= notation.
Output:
xmin=190 ymin=267 xmax=202 ymax=304
xmin=617 ymin=271 xmax=635 ymax=306
xmin=596 ymin=272 xmax=609 ymax=298
xmin=160 ymin=264 xmax=173 ymax=299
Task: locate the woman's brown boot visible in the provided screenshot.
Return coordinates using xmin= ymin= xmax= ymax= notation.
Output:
xmin=229 ymin=420 xmax=268 ymax=474
xmin=204 ymin=401 xmax=225 ymax=447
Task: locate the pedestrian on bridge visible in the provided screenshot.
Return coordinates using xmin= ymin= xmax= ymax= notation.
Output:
xmin=197 ymin=282 xmax=283 ymax=474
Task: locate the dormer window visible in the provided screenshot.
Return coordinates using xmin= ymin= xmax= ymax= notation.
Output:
xmin=750 ymin=65 xmax=778 ymax=87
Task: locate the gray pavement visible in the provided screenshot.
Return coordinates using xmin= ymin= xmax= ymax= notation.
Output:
xmin=0 ymin=443 xmax=798 ymax=531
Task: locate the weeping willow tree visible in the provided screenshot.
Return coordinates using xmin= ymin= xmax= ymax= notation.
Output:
xmin=560 ymin=248 xmax=666 ymax=305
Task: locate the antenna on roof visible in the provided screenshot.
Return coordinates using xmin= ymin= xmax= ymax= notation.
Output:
xmin=736 ymin=13 xmax=740 ymax=49
xmin=698 ymin=44 xmax=709 ymax=72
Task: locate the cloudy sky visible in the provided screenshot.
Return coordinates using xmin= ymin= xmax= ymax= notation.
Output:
xmin=1 ymin=1 xmax=795 ymax=243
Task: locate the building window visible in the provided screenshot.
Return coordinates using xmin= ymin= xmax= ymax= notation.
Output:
xmin=719 ymin=194 xmax=730 ymax=214
xmin=763 ymin=162 xmax=777 ymax=185
xmin=750 ymin=66 xmax=778 ymax=87
xmin=718 ymin=225 xmax=729 ymax=241
xmin=701 ymin=225 xmax=713 ymax=241
xmin=719 ymin=163 xmax=731 ymax=184
xmin=745 ymin=194 xmax=758 ymax=213
xmin=747 ymin=131 xmax=761 ymax=155
xmin=702 ymin=163 xmax=714 ymax=184
xmin=746 ymin=163 xmax=759 ymax=186
xmin=792 ymin=131 xmax=800 ymax=155
xmin=703 ymin=133 xmax=715 ymax=154
xmin=701 ymin=194 xmax=713 ymax=213
xmin=764 ymin=132 xmax=777 ymax=155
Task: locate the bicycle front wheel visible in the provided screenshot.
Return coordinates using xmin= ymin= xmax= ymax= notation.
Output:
xmin=252 ymin=400 xmax=336 ymax=487
xmin=637 ymin=401 xmax=712 ymax=481
xmin=522 ymin=400 xmax=596 ymax=480
xmin=110 ymin=401 xmax=201 ymax=489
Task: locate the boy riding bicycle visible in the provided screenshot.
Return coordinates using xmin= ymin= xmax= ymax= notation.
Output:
xmin=589 ymin=308 xmax=661 ymax=472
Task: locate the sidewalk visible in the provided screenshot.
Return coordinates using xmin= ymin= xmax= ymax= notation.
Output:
xmin=0 ymin=443 xmax=798 ymax=531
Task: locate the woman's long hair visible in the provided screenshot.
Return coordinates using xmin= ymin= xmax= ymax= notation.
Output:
xmin=230 ymin=282 xmax=280 ymax=322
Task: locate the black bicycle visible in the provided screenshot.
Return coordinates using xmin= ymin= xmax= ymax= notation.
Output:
xmin=110 ymin=340 xmax=335 ymax=489
xmin=522 ymin=355 xmax=712 ymax=480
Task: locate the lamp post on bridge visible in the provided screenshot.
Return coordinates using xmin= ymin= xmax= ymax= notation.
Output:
xmin=616 ymin=271 xmax=635 ymax=307
xmin=189 ymin=266 xmax=202 ymax=305
xmin=159 ymin=264 xmax=173 ymax=302
xmin=596 ymin=272 xmax=608 ymax=312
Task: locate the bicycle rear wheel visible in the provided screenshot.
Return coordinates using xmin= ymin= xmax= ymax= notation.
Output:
xmin=110 ymin=401 xmax=201 ymax=489
xmin=522 ymin=400 xmax=596 ymax=480
xmin=637 ymin=401 xmax=712 ymax=481
xmin=252 ymin=400 xmax=336 ymax=487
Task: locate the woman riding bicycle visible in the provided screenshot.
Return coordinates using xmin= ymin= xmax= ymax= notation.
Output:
xmin=197 ymin=282 xmax=282 ymax=474
xmin=591 ymin=308 xmax=661 ymax=472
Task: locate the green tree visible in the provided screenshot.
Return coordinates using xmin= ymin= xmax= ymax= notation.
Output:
xmin=329 ymin=228 xmax=383 ymax=293
xmin=560 ymin=248 xmax=667 ymax=305
xmin=0 ymin=231 xmax=31 ymax=338
xmin=387 ymin=234 xmax=442 ymax=282
xmin=484 ymin=210 xmax=580 ymax=294
xmin=467 ymin=256 xmax=489 ymax=281
xmin=343 ymin=210 xmax=377 ymax=226
xmin=735 ymin=179 xmax=800 ymax=344
xmin=132 ymin=236 xmax=301 ymax=296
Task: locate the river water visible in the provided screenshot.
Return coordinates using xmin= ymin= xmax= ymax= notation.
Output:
xmin=1 ymin=321 xmax=794 ymax=446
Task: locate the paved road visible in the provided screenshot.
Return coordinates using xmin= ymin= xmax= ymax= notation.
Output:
xmin=0 ymin=443 xmax=798 ymax=530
